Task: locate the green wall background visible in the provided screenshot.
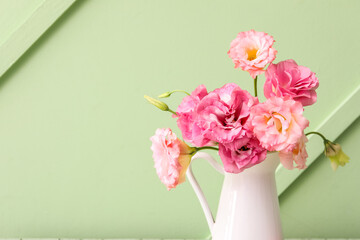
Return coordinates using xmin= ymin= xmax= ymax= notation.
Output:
xmin=280 ymin=116 xmax=360 ymax=238
xmin=0 ymin=0 xmax=44 ymax=46
xmin=0 ymin=0 xmax=359 ymax=238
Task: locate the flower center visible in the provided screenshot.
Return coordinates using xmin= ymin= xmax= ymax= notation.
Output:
xmin=246 ymin=48 xmax=258 ymax=61
xmin=239 ymin=146 xmax=250 ymax=151
xmin=273 ymin=117 xmax=282 ymax=132
xmin=223 ymin=114 xmax=237 ymax=128
xmin=266 ymin=112 xmax=287 ymax=133
xmin=292 ymin=146 xmax=300 ymax=155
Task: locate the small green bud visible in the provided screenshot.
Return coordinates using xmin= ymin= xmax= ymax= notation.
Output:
xmin=158 ymin=92 xmax=171 ymax=98
xmin=158 ymin=90 xmax=190 ymax=98
xmin=144 ymin=95 xmax=169 ymax=111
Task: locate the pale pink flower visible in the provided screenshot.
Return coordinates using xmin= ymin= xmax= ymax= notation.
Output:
xmin=279 ymin=134 xmax=308 ymax=170
xmin=196 ymin=83 xmax=258 ymax=144
xmin=228 ymin=30 xmax=277 ymax=78
xmin=176 ymin=85 xmax=213 ymax=147
xmin=249 ymin=97 xmax=309 ymax=152
xmin=150 ymin=128 xmax=193 ymax=190
xmin=264 ymin=60 xmax=319 ymax=106
xmin=219 ymin=137 xmax=267 ymax=173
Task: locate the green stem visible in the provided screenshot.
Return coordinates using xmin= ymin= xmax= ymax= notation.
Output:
xmin=171 ymin=90 xmax=190 ymax=96
xmin=195 ymin=146 xmax=219 ymax=152
xmin=305 ymin=131 xmax=328 ymax=142
xmin=168 ymin=109 xmax=178 ymax=115
xmin=253 ymin=76 xmax=258 ymax=97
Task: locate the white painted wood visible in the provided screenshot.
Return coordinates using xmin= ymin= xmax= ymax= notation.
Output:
xmin=22 ymin=239 xmax=59 ymax=240
xmin=0 ymin=0 xmax=76 ymax=78
xmin=276 ymin=84 xmax=360 ymax=195
xmin=1 ymin=238 xmax=359 ymax=240
xmin=104 ymin=239 xmax=139 ymax=240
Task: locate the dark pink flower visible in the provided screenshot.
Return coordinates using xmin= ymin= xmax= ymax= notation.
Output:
xmin=264 ymin=60 xmax=319 ymax=106
xmin=196 ymin=83 xmax=258 ymax=144
xmin=176 ymin=85 xmax=213 ymax=147
xmin=219 ymin=137 xmax=267 ymax=173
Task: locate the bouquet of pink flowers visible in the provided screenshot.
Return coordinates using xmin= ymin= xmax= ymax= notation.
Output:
xmin=145 ymin=30 xmax=349 ymax=190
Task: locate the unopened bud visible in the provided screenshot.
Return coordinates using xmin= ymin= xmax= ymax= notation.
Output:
xmin=158 ymin=92 xmax=171 ymax=98
xmin=144 ymin=95 xmax=169 ymax=111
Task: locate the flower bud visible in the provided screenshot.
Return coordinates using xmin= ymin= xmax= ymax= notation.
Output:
xmin=158 ymin=92 xmax=171 ymax=98
xmin=324 ymin=142 xmax=350 ymax=171
xmin=144 ymin=95 xmax=169 ymax=111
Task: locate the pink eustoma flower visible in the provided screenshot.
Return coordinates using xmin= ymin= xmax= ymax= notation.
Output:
xmin=176 ymin=85 xmax=213 ymax=147
xmin=150 ymin=128 xmax=193 ymax=190
xmin=279 ymin=133 xmax=308 ymax=170
xmin=264 ymin=59 xmax=319 ymax=106
xmin=196 ymin=83 xmax=258 ymax=144
xmin=219 ymin=137 xmax=267 ymax=173
xmin=228 ymin=30 xmax=277 ymax=78
xmin=249 ymin=97 xmax=309 ymax=152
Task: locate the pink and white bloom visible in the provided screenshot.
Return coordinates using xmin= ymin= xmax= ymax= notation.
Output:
xmin=279 ymin=134 xmax=308 ymax=170
xmin=264 ymin=59 xmax=319 ymax=106
xmin=228 ymin=30 xmax=277 ymax=78
xmin=219 ymin=137 xmax=267 ymax=173
xmin=249 ymin=97 xmax=309 ymax=152
xmin=176 ymin=85 xmax=213 ymax=147
xmin=150 ymin=128 xmax=194 ymax=190
xmin=196 ymin=83 xmax=258 ymax=144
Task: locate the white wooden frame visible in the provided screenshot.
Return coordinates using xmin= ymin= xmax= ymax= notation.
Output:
xmin=8 ymin=238 xmax=360 ymax=240
xmin=0 ymin=0 xmax=76 ymax=78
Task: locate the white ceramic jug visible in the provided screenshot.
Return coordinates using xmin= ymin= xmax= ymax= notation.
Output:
xmin=186 ymin=151 xmax=283 ymax=240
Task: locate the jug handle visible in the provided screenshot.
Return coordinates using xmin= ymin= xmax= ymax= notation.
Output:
xmin=186 ymin=151 xmax=224 ymax=233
